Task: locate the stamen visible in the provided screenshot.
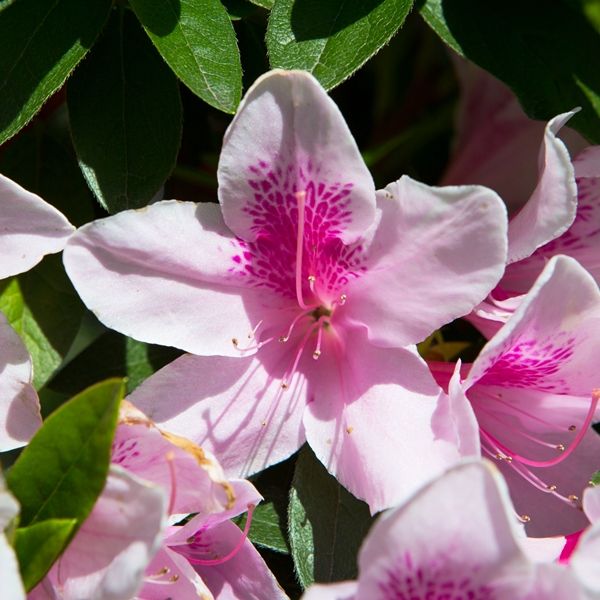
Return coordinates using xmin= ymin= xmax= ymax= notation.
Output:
xmin=166 ymin=451 xmax=177 ymax=515
xmin=479 ymin=390 xmax=600 ymax=469
xmin=281 ymin=317 xmax=327 ymax=388
xmin=279 ymin=310 xmax=311 ymax=343
xmin=313 ymin=323 xmax=324 ymax=360
xmin=186 ymin=504 xmax=255 ymax=566
xmin=518 ymin=514 xmax=531 ymax=523
xmin=295 ymin=191 xmax=310 ymax=310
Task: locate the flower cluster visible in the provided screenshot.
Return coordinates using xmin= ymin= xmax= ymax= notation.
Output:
xmin=1 ymin=63 xmax=599 ymax=599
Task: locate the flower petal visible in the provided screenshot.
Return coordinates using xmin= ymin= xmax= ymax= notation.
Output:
xmin=0 ymin=534 xmax=25 ymax=600
xmin=0 ymin=174 xmax=74 ymax=279
xmin=570 ymin=521 xmax=600 ymax=595
xmin=37 ymin=466 xmax=166 ymax=600
xmin=302 ymin=582 xmax=357 ymax=600
xmin=466 ymin=255 xmax=600 ymax=396
xmin=506 ymin=112 xmax=578 ymax=264
xmin=137 ymin=546 xmax=214 ymax=600
xmin=355 ymin=461 xmax=532 ymax=599
xmin=63 ymin=201 xmax=271 ymax=356
xmin=128 ymin=348 xmax=306 ymax=478
xmin=218 ymin=70 xmax=376 ymax=246
xmin=344 ymin=176 xmax=507 ymax=347
xmin=0 ymin=312 xmax=41 ymax=451
xmin=184 ymin=521 xmax=288 ymax=600
xmin=583 ymin=485 xmax=600 ymax=524
xmin=303 ymin=327 xmax=461 ymax=512
xmin=114 ymin=403 xmax=234 ymax=517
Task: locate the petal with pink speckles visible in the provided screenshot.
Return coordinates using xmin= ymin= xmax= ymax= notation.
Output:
xmin=466 ymin=256 xmax=600 ymax=396
xmin=0 ymin=174 xmax=74 ymax=280
xmin=0 ymin=313 xmax=41 ymax=451
xmin=343 ymin=176 xmax=508 ymax=348
xmin=218 ymin=70 xmax=376 ymax=247
xmin=355 ymin=461 xmax=532 ymax=600
xmin=63 ymin=201 xmax=277 ymax=357
xmin=502 ymin=146 xmax=600 ymax=293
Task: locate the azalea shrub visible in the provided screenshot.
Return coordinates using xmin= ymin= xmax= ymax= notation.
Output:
xmin=1 ymin=1 xmax=600 ymax=599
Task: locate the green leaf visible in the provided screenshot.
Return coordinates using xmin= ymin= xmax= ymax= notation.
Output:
xmin=0 ymin=255 xmax=86 ymax=389
xmin=419 ymin=0 xmax=600 ymax=143
xmin=0 ymin=107 xmax=96 ymax=227
xmin=47 ymin=330 xmax=182 ymax=397
xmin=14 ymin=518 xmax=77 ymax=591
xmin=267 ymin=0 xmax=413 ymax=90
xmin=6 ymin=379 xmax=124 ymax=527
xmin=0 ymin=0 xmax=112 ymax=145
xmin=236 ymin=500 xmax=290 ymax=554
xmin=129 ymin=0 xmax=242 ymax=113
xmin=248 ymin=0 xmax=273 ymax=8
xmin=68 ymin=8 xmax=182 ymax=213
xmin=288 ymin=446 xmax=374 ymax=589
xmin=590 ymin=469 xmax=600 ymax=486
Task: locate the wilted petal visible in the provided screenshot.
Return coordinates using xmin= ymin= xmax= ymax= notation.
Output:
xmin=0 ymin=174 xmax=74 ymax=279
xmin=218 ymin=70 xmax=376 ymax=246
xmin=344 ymin=177 xmax=507 ymax=347
xmin=0 ymin=312 xmax=41 ymax=451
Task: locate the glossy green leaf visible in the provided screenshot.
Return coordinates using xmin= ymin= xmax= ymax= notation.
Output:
xmin=6 ymin=379 xmax=124 ymax=527
xmin=248 ymin=0 xmax=273 ymax=8
xmin=0 ymin=107 xmax=96 ymax=228
xmin=288 ymin=446 xmax=374 ymax=589
xmin=14 ymin=518 xmax=77 ymax=591
xmin=419 ymin=0 xmax=600 ymax=142
xmin=68 ymin=8 xmax=182 ymax=213
xmin=267 ymin=0 xmax=413 ymax=90
xmin=47 ymin=330 xmax=182 ymax=397
xmin=0 ymin=255 xmax=86 ymax=389
xmin=0 ymin=0 xmax=112 ymax=145
xmin=236 ymin=500 xmax=289 ymax=554
xmin=129 ymin=0 xmax=242 ymax=113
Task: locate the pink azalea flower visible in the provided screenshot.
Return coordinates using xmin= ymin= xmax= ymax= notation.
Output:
xmin=0 ymin=174 xmax=74 ymax=280
xmin=443 ymin=58 xmax=600 ymax=338
xmin=64 ymin=69 xmax=508 ymax=511
xmin=429 ymin=256 xmax=600 ymax=536
xmin=1 ymin=474 xmax=25 ymax=600
xmin=30 ymin=403 xmax=286 ymax=600
xmin=302 ymin=460 xmax=540 ymax=600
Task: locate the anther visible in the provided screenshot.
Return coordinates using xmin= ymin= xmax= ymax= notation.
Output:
xmin=547 ymin=484 xmax=557 ymax=492
xmin=556 ymin=444 xmax=566 ymax=452
xmin=279 ymin=336 xmax=288 ymax=343
xmin=568 ymin=495 xmax=580 ymax=503
xmin=568 ymin=425 xmax=577 ymax=432
xmin=281 ymin=382 xmax=289 ymax=390
xmin=169 ymin=575 xmax=180 ymax=583
xmin=232 ymin=338 xmax=239 ymax=347
xmin=312 ymin=350 xmax=321 ymax=359
xmin=339 ymin=294 xmax=347 ymax=305
xmin=307 ymin=275 xmax=316 ymax=282
xmin=519 ymin=514 xmax=531 ymax=523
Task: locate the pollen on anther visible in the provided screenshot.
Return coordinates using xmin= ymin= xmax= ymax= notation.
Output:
xmin=339 ymin=294 xmax=347 ymax=305
xmin=169 ymin=575 xmax=180 ymax=583
xmin=568 ymin=425 xmax=577 ymax=431
xmin=281 ymin=382 xmax=289 ymax=390
xmin=346 ymin=426 xmax=354 ymax=434
xmin=547 ymin=484 xmax=557 ymax=492
xmin=556 ymin=444 xmax=566 ymax=452
xmin=278 ymin=336 xmax=288 ymax=343
xmin=232 ymin=338 xmax=239 ymax=347
xmin=519 ymin=514 xmax=531 ymax=523
xmin=312 ymin=350 xmax=321 ymax=359
xmin=307 ymin=275 xmax=316 ymax=283
xmin=568 ymin=495 xmax=580 ymax=503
